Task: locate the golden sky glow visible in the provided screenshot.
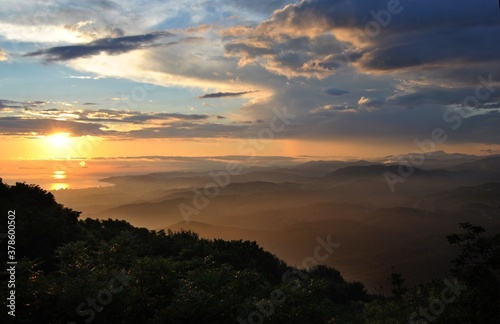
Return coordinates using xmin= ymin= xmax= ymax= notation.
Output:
xmin=1 ymin=135 xmax=499 ymax=163
xmin=47 ymin=133 xmax=71 ymax=148
xmin=1 ymin=0 xmax=500 ymax=190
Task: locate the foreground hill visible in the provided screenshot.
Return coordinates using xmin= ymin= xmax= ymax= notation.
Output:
xmin=0 ymin=180 xmax=364 ymax=323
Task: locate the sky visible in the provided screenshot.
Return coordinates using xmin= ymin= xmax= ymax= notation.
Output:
xmin=1 ymin=0 xmax=500 ymax=187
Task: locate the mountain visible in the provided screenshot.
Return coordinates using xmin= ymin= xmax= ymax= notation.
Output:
xmin=323 ymin=164 xmax=451 ymax=179
xmin=291 ymin=160 xmax=377 ymax=176
xmin=379 ymin=150 xmax=481 ymax=170
xmin=415 ymin=182 xmax=500 ymax=211
xmin=52 ymin=154 xmax=500 ymax=293
xmin=450 ymin=156 xmax=500 ymax=171
xmin=316 ymin=164 xmax=500 ymax=197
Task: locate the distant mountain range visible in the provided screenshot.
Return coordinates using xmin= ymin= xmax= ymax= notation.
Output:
xmin=51 ymin=151 xmax=500 ymax=291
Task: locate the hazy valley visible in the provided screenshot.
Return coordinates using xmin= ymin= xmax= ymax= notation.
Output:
xmin=53 ymin=152 xmax=500 ymax=291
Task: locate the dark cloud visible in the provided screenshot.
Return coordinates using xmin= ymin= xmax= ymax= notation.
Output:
xmin=0 ymin=100 xmax=21 ymax=109
xmin=199 ymin=91 xmax=258 ymax=99
xmin=224 ymin=0 xmax=500 ymax=82
xmin=323 ymin=88 xmax=350 ymax=96
xmin=387 ymin=86 xmax=500 ymax=109
xmin=225 ymin=33 xmax=344 ymax=78
xmin=0 ymin=99 xmax=44 ymax=109
xmin=0 ymin=117 xmax=105 ymax=136
xmin=280 ymin=104 xmax=500 ymax=145
xmin=87 ymin=0 xmax=120 ymax=10
xmin=259 ymin=0 xmax=500 ymax=38
xmin=312 ymin=104 xmax=356 ymax=114
xmin=8 ymin=107 xmax=222 ymax=132
xmin=358 ymin=96 xmax=386 ymax=108
xmin=121 ymin=112 xmax=211 ymax=123
xmin=0 ymin=99 xmax=232 ymax=138
xmin=224 ymin=43 xmax=275 ymax=57
xmin=126 ymin=122 xmax=248 ymax=139
xmin=357 ymin=26 xmax=500 ymax=72
xmin=24 ymin=31 xmax=174 ymax=62
xmin=229 ymin=0 xmax=295 ymax=14
xmin=66 ymin=109 xmax=219 ymax=124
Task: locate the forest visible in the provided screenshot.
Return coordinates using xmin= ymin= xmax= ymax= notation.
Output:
xmin=1 ymin=179 xmax=499 ymax=323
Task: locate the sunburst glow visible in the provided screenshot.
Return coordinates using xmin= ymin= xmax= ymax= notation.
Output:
xmin=47 ymin=133 xmax=71 ymax=148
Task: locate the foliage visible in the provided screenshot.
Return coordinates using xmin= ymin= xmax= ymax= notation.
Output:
xmin=359 ymin=222 xmax=500 ymax=324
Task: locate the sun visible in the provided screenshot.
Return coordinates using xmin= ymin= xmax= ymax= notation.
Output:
xmin=47 ymin=133 xmax=71 ymax=148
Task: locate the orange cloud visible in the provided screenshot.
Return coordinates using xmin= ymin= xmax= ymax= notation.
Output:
xmin=0 ymin=49 xmax=7 ymax=61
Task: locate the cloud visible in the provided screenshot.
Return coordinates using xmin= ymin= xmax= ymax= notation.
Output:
xmin=387 ymin=85 xmax=500 ymax=109
xmin=120 ymin=112 xmax=215 ymax=123
xmin=3 ymin=0 xmax=499 ymax=150
xmin=24 ymin=31 xmax=174 ymax=61
xmin=125 ymin=122 xmax=248 ymax=138
xmin=227 ymin=0 xmax=294 ymax=15
xmin=310 ymin=104 xmax=356 ymax=116
xmin=0 ymin=102 xmax=254 ymax=138
xmin=358 ymin=96 xmax=386 ymax=108
xmin=68 ymin=75 xmax=106 ymax=80
xmin=65 ymin=37 xmax=271 ymax=98
xmin=280 ymin=104 xmax=500 ymax=145
xmin=0 ymin=104 xmax=231 ymax=138
xmin=480 ymin=149 xmax=500 ymax=155
xmin=199 ymin=90 xmax=258 ymax=98
xmin=0 ymin=99 xmax=45 ymax=109
xmin=0 ymin=0 xmax=166 ymax=46
xmin=0 ymin=100 xmax=21 ymax=109
xmin=223 ymin=0 xmax=500 ymax=82
xmin=0 ymin=49 xmax=7 ymax=61
xmin=0 ymin=22 xmax=95 ymax=44
xmin=323 ymin=88 xmax=349 ymax=96
xmin=224 ymin=34 xmax=344 ymax=79
xmin=86 ymin=0 xmax=120 ymax=10
xmin=21 ymin=107 xmax=221 ymax=124
xmin=0 ymin=117 xmax=105 ymax=136
xmin=83 ymin=155 xmax=300 ymax=173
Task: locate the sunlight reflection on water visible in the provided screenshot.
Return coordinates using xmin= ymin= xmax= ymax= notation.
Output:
xmin=52 ymin=170 xmax=67 ymax=180
xmin=50 ymin=182 xmax=69 ymax=190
